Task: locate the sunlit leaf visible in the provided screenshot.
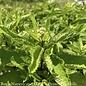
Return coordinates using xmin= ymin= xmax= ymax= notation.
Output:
xmin=28 ymin=46 xmax=44 ymax=73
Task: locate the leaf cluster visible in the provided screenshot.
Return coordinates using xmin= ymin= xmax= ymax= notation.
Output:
xmin=0 ymin=1 xmax=86 ymax=86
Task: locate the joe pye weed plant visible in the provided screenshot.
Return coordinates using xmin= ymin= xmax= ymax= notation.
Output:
xmin=0 ymin=1 xmax=86 ymax=86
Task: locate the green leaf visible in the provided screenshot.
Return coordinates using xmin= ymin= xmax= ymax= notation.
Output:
xmin=54 ymin=32 xmax=72 ymax=42
xmin=43 ymin=32 xmax=50 ymax=41
xmin=28 ymin=46 xmax=44 ymax=73
xmin=29 ymin=14 xmax=38 ymax=32
xmin=21 ymin=14 xmax=30 ymax=20
xmin=70 ymin=72 xmax=86 ymax=86
xmin=11 ymin=57 xmax=24 ymax=70
xmin=45 ymin=55 xmax=71 ymax=86
xmin=57 ymin=51 xmax=86 ymax=65
xmin=0 ymin=25 xmax=20 ymax=38
xmin=30 ymin=72 xmax=42 ymax=81
xmin=0 ymin=58 xmax=2 ymax=65
xmin=83 ymin=69 xmax=86 ymax=75
xmin=25 ymin=29 xmax=39 ymax=41
xmin=65 ymin=64 xmax=86 ymax=70
xmin=44 ymin=55 xmax=53 ymax=73
xmin=78 ymin=38 xmax=83 ymax=51
xmin=0 ymin=67 xmax=23 ymax=83
xmin=53 ymin=64 xmax=71 ymax=86
xmin=0 ymin=48 xmax=27 ymax=65
xmin=45 ymin=18 xmax=50 ymax=31
xmin=73 ymin=18 xmax=86 ymax=24
xmin=63 ymin=49 xmax=76 ymax=55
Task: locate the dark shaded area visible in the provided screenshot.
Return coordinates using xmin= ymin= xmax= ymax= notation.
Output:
xmin=0 ymin=67 xmax=23 ymax=83
xmin=70 ymin=72 xmax=86 ymax=86
xmin=0 ymin=48 xmax=28 ymax=64
xmin=57 ymin=51 xmax=86 ymax=65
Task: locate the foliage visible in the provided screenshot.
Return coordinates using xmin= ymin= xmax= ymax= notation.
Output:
xmin=0 ymin=0 xmax=86 ymax=86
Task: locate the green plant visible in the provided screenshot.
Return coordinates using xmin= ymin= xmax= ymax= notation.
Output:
xmin=0 ymin=1 xmax=86 ymax=86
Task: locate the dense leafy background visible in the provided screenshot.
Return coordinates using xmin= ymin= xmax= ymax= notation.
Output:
xmin=0 ymin=0 xmax=86 ymax=86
